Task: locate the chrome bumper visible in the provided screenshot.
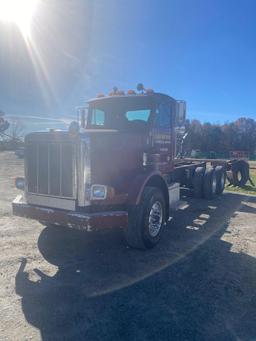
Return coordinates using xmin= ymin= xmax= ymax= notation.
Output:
xmin=12 ymin=195 xmax=128 ymax=231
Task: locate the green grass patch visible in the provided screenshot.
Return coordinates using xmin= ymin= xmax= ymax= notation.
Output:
xmin=225 ymin=168 xmax=256 ymax=195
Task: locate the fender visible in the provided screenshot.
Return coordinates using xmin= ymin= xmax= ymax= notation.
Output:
xmin=127 ymin=170 xmax=169 ymax=209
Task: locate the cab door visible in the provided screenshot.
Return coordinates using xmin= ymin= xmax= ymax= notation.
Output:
xmin=152 ymin=100 xmax=171 ymax=147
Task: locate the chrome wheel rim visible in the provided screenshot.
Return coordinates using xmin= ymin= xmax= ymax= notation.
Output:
xmin=148 ymin=201 xmax=163 ymax=237
xmin=212 ymin=173 xmax=217 ymax=193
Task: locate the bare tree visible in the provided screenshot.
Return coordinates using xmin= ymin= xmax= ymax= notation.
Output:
xmin=0 ymin=117 xmax=24 ymax=150
xmin=8 ymin=118 xmax=24 ymax=141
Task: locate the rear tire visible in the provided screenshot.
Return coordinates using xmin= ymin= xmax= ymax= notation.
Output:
xmin=124 ymin=186 xmax=166 ymax=249
xmin=193 ymin=167 xmax=205 ymax=198
xmin=226 ymin=170 xmax=234 ymax=185
xmin=203 ymin=167 xmax=217 ymax=200
xmin=215 ymin=166 xmax=226 ymax=195
xmin=231 ymin=160 xmax=249 ymax=187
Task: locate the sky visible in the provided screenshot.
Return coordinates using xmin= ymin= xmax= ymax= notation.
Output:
xmin=0 ymin=0 xmax=256 ymax=123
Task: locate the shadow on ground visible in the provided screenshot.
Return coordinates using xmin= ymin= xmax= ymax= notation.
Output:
xmin=16 ymin=193 xmax=256 ymax=340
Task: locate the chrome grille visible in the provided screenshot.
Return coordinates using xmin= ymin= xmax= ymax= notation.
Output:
xmin=26 ymin=142 xmax=76 ymax=198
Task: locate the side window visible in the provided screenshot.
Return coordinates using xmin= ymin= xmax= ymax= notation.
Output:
xmin=91 ymin=108 xmax=105 ymax=126
xmin=155 ymin=102 xmax=171 ymax=128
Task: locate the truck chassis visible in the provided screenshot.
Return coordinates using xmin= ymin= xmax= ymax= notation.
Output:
xmin=12 ymin=87 xmax=252 ymax=249
xmin=13 ymin=157 xmax=246 ymax=236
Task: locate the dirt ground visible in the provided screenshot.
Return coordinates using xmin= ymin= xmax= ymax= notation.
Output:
xmin=0 ymin=151 xmax=256 ymax=341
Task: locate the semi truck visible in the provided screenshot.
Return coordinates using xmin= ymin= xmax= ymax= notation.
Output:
xmin=12 ymin=85 xmax=247 ymax=249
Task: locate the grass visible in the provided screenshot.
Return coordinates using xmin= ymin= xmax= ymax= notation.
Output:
xmin=225 ymin=166 xmax=256 ymax=195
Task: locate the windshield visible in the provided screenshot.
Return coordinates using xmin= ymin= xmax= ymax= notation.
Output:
xmin=87 ymin=97 xmax=153 ymax=130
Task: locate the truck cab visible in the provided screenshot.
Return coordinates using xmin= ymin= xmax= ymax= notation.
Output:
xmin=13 ymin=86 xmax=188 ymax=249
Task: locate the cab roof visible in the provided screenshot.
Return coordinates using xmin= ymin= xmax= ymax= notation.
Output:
xmin=87 ymin=92 xmax=176 ymax=105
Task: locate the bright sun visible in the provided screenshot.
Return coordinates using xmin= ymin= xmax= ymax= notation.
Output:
xmin=0 ymin=0 xmax=38 ymax=37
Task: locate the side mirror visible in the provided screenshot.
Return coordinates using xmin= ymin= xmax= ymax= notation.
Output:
xmin=175 ymin=100 xmax=186 ymax=126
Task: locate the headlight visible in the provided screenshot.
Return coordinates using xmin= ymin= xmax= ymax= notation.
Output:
xmin=91 ymin=185 xmax=107 ymax=200
xmin=15 ymin=177 xmax=25 ymax=190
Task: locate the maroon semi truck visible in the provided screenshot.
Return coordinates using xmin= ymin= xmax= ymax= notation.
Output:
xmin=13 ymin=86 xmax=228 ymax=249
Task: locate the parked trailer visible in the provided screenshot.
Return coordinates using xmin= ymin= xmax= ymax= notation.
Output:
xmin=12 ymin=85 xmax=250 ymax=249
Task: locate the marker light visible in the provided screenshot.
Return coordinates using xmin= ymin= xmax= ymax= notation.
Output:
xmin=127 ymin=89 xmax=136 ymax=95
xmin=97 ymin=93 xmax=105 ymax=98
xmin=15 ymin=177 xmax=25 ymax=190
xmin=109 ymin=89 xmax=124 ymax=96
xmin=145 ymin=88 xmax=154 ymax=94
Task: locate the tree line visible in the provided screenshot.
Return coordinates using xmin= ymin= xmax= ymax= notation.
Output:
xmin=182 ymin=117 xmax=256 ymax=159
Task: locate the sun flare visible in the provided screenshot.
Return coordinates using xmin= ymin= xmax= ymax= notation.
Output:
xmin=0 ymin=0 xmax=38 ymax=37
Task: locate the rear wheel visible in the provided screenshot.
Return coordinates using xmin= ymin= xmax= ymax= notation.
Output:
xmin=193 ymin=167 xmax=205 ymax=198
xmin=124 ymin=186 xmax=166 ymax=249
xmin=215 ymin=166 xmax=226 ymax=195
xmin=231 ymin=160 xmax=249 ymax=187
xmin=203 ymin=167 xmax=217 ymax=200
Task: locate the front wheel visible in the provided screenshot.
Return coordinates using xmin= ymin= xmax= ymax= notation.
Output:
xmin=124 ymin=186 xmax=166 ymax=249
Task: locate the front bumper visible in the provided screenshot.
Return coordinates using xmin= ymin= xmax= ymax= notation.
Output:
xmin=12 ymin=195 xmax=128 ymax=231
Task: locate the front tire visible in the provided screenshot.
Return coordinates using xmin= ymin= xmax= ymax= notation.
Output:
xmin=124 ymin=186 xmax=166 ymax=249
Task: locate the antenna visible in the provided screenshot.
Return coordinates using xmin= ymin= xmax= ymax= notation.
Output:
xmin=136 ymin=83 xmax=145 ymax=93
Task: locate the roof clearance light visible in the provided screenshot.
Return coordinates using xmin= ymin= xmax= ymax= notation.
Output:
xmin=109 ymin=87 xmax=125 ymax=96
xmin=145 ymin=88 xmax=154 ymax=94
xmin=127 ymin=89 xmax=136 ymax=95
xmin=97 ymin=93 xmax=105 ymax=98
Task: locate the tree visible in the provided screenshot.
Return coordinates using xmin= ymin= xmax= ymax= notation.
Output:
xmin=181 ymin=116 xmax=256 ymax=158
